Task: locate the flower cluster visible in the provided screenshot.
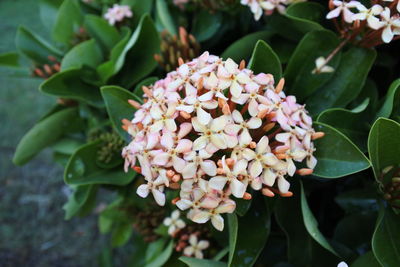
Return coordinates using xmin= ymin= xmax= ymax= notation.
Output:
xmin=240 ymin=0 xmax=306 ymax=20
xmin=122 ymin=52 xmax=320 ymax=231
xmin=104 ymin=4 xmax=133 ymax=26
xmin=326 ymin=0 xmax=400 ymax=44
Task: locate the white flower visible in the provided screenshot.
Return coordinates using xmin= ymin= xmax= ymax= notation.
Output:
xmin=183 ymin=234 xmax=210 ymax=259
xmin=163 ymin=210 xmax=186 ymax=235
xmin=312 ymin=57 xmax=335 ymax=74
xmin=352 ymin=4 xmax=384 ymax=30
xmin=326 ymin=0 xmax=360 ymax=23
xmin=337 ymin=262 xmax=348 ymax=267
xmin=380 ymin=7 xmax=400 ymax=43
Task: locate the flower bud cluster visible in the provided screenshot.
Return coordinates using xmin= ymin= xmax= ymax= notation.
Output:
xmin=122 ymin=52 xmax=319 ymax=231
xmin=326 ymin=0 xmax=400 ymax=44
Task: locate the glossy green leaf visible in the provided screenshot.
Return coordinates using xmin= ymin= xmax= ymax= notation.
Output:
xmin=40 ymin=68 xmax=103 ymax=107
xmin=52 ymin=0 xmax=83 ymax=45
xmin=301 ymin=182 xmax=339 ymax=257
xmin=312 ymin=122 xmax=371 ymax=178
xmin=375 ymin=78 xmax=400 ymax=119
xmin=146 ymin=239 xmax=174 ymax=267
xmin=368 ymin=118 xmax=400 ymax=178
xmin=39 ymin=0 xmax=63 ymax=31
xmin=248 ymin=40 xmax=282 ymax=79
xmin=61 ymin=39 xmax=103 ymax=71
xmin=179 ymin=257 xmax=226 ymax=267
xmin=101 ymin=85 xmax=137 ymax=140
xmin=52 ymin=138 xmax=85 ymax=155
xmin=111 ymin=222 xmax=133 ymax=247
xmin=234 ymin=197 xmax=252 ymax=217
xmin=276 ymin=181 xmax=342 ymax=266
xmin=333 ymin=212 xmax=377 ymax=251
xmin=100 ymin=15 xmax=160 ymax=87
xmin=221 ymin=31 xmax=274 ymax=62
xmin=372 ymin=206 xmax=400 ymax=266
xmin=351 ymin=251 xmax=380 ymax=267
xmin=306 ymin=47 xmax=376 ymax=115
xmin=15 ymin=26 xmax=62 ymax=64
xmin=268 ymin=2 xmax=324 ymax=41
xmin=63 ymin=185 xmax=98 ymax=219
xmin=13 ymin=108 xmax=82 ymax=165
xmin=317 ymin=99 xmax=371 ymax=152
xmin=84 ymin=15 xmax=121 ymax=51
xmin=229 ymin=199 xmax=271 ymax=267
xmin=192 ymin=11 xmax=222 ymax=42
xmin=228 ymin=214 xmax=238 ymax=266
xmin=121 ymin=0 xmax=154 ymax=26
xmin=284 ymin=30 xmax=340 ymax=101
xmin=155 ymin=0 xmax=177 ymax=35
xmin=64 ymin=141 xmax=136 ymax=186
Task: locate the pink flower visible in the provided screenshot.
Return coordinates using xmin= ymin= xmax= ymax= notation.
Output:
xmin=326 ymin=1 xmax=360 ymax=23
xmin=122 ymin=52 xmax=318 ymax=231
xmin=104 ymin=4 xmax=133 ymax=25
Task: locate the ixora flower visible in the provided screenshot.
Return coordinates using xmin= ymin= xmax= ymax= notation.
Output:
xmin=164 ymin=210 xmax=186 ymax=235
xmin=104 ymin=4 xmax=133 ymax=25
xmin=241 ymin=0 xmax=306 ymax=20
xmin=183 ymin=234 xmax=210 ymax=259
xmin=122 ymin=52 xmax=322 ymax=231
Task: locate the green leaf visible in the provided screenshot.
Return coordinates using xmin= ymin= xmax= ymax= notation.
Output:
xmin=64 ymin=141 xmax=136 ymax=186
xmin=229 ymin=199 xmax=271 ymax=267
xmin=221 ymin=31 xmax=274 ymax=62
xmin=63 ymin=185 xmax=98 ymax=219
xmin=39 ymin=0 xmax=63 ymax=31
xmin=276 ymin=181 xmax=342 ymax=266
xmin=317 ymin=99 xmax=371 ymax=152
xmin=368 ymin=118 xmax=400 ymax=178
xmin=15 ymin=26 xmax=62 ymax=64
xmin=101 ymin=85 xmax=137 ymax=140
xmin=111 ymin=222 xmax=133 ymax=247
xmin=248 ymin=40 xmax=282 ymax=80
xmin=52 ymin=0 xmax=83 ymax=45
xmin=52 ymin=138 xmax=85 ymax=155
xmin=306 ymin=47 xmax=376 ymax=115
xmin=146 ymin=239 xmax=174 ymax=267
xmin=155 ymin=0 xmax=177 ymax=35
xmin=99 ymin=15 xmax=160 ymax=87
xmin=312 ymin=122 xmax=371 ymax=178
xmin=192 ymin=11 xmax=222 ymax=42
xmin=227 ymin=214 xmax=238 ymax=266
xmin=113 ymin=15 xmax=160 ymax=87
xmin=301 ymin=182 xmax=339 ymax=257
xmin=333 ymin=211 xmax=377 ymax=251
xmin=234 ymin=197 xmax=252 ymax=217
xmin=268 ymin=2 xmax=324 ymax=41
xmin=84 ymin=15 xmax=121 ymax=51
xmin=13 ymin=107 xmax=82 ymax=165
xmin=0 ymin=52 xmax=20 ymax=67
xmin=351 ymin=251 xmax=380 ymax=267
xmin=375 ymin=78 xmax=400 ymax=119
xmin=61 ymin=39 xmax=104 ymax=71
xmin=121 ymin=0 xmax=154 ymax=26
xmin=284 ymin=30 xmax=340 ymax=101
xmin=40 ymin=68 xmax=104 ymax=107
xmin=372 ymin=206 xmax=400 ymax=266
xmin=179 ymin=257 xmax=226 ymax=267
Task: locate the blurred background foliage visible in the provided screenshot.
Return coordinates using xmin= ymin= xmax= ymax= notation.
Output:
xmin=0 ymin=0 xmax=114 ymax=266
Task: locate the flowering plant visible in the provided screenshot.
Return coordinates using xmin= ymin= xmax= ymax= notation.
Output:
xmin=2 ymin=0 xmax=400 ymax=266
